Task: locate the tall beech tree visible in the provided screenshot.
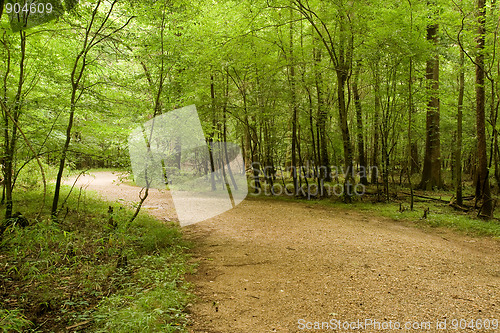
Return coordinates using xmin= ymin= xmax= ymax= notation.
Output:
xmin=419 ymin=18 xmax=442 ymax=190
xmin=456 ymin=49 xmax=464 ymax=206
xmin=475 ymin=0 xmax=493 ymax=217
xmin=353 ymin=60 xmax=368 ymax=186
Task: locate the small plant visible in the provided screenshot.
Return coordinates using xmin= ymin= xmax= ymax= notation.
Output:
xmin=0 ymin=309 xmax=32 ymax=332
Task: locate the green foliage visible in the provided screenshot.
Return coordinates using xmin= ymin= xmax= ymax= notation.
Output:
xmin=16 ymin=160 xmax=58 ymax=190
xmin=0 ymin=186 xmax=192 ymax=331
xmin=0 ymin=309 xmax=32 ymax=332
xmin=92 ymin=254 xmax=192 ymax=332
xmin=4 ymin=0 xmax=500 ymax=330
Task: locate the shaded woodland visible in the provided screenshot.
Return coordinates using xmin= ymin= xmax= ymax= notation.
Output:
xmin=1 ymin=0 xmax=500 ymax=225
xmin=1 ymin=1 xmax=500 ymax=331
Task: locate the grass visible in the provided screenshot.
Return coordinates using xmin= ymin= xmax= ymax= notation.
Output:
xmin=0 ymin=183 xmax=193 ymax=332
xmin=0 ymin=309 xmax=32 ymax=332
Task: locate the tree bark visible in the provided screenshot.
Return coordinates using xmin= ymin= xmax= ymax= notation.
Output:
xmin=456 ymin=50 xmax=464 ymax=206
xmin=314 ymin=44 xmax=331 ymax=183
xmin=4 ymin=31 xmax=26 ymax=219
xmin=372 ymin=63 xmax=381 ymax=184
xmin=353 ymin=60 xmax=368 ymax=185
xmin=475 ymin=0 xmax=493 ymax=217
xmin=408 ymin=56 xmax=415 ymax=210
xmin=419 ymin=22 xmax=443 ymax=190
xmin=289 ymin=7 xmax=299 ymax=195
xmin=336 ymin=13 xmax=354 ymax=201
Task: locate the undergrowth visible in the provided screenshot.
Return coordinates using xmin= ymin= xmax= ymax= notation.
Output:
xmin=0 ymin=184 xmax=193 ymax=332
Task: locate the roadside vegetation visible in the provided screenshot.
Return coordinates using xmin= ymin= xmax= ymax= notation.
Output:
xmin=0 ymin=170 xmax=193 ymax=332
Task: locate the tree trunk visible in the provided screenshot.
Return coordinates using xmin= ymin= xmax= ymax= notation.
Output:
xmin=337 ymin=66 xmax=353 ymax=199
xmin=52 ymin=81 xmax=79 ymax=217
xmin=336 ymin=13 xmax=354 ymax=201
xmin=419 ymin=22 xmax=442 ymax=190
xmin=289 ymin=8 xmax=299 ymax=195
xmin=222 ymin=70 xmax=238 ymax=191
xmin=314 ymin=44 xmax=331 ymax=184
xmin=475 ymin=0 xmax=493 ymax=217
xmin=456 ymin=50 xmax=464 ymax=206
xmin=410 ymin=143 xmax=419 ymax=174
xmin=4 ymin=31 xmax=26 ymax=219
xmin=353 ymin=60 xmax=368 ymax=185
xmin=372 ymin=63 xmax=381 ymax=184
xmin=208 ymin=74 xmax=217 ymax=191
xmin=408 ymin=56 xmax=415 ymax=210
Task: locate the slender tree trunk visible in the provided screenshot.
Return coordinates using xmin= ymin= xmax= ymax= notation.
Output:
xmin=337 ymin=13 xmax=354 ymax=201
xmin=4 ymin=31 xmax=25 ymax=219
xmin=353 ymin=60 xmax=368 ymax=185
xmin=410 ymin=143 xmax=419 ymax=174
xmin=372 ymin=63 xmax=381 ymax=184
xmin=489 ymin=0 xmax=500 ymax=193
xmin=456 ymin=50 xmax=464 ymax=206
xmin=475 ymin=0 xmax=493 ymax=217
xmin=307 ymin=87 xmax=317 ymax=178
xmin=314 ymin=44 xmax=331 ymax=184
xmin=337 ymin=67 xmax=353 ymax=199
xmin=494 ymin=132 xmax=500 ymax=190
xmin=208 ymin=74 xmax=217 ymax=191
xmin=222 ymin=70 xmax=238 ymax=190
xmin=0 ymin=33 xmax=9 ymax=207
xmin=289 ymin=8 xmax=299 ymax=195
xmin=408 ymin=57 xmax=415 ymax=210
xmin=407 ymin=2 xmax=418 ymax=177
xmin=419 ymin=22 xmax=442 ymax=190
xmin=52 ymin=83 xmax=79 ymax=217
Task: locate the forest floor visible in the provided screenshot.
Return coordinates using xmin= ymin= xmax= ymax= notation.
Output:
xmin=70 ymin=171 xmax=500 ymax=333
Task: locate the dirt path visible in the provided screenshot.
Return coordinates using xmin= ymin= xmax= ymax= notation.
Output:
xmin=67 ymin=172 xmax=500 ymax=332
xmin=63 ymin=171 xmax=178 ymax=222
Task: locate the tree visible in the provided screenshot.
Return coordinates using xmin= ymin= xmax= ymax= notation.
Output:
xmin=52 ymin=0 xmax=133 ymax=217
xmin=289 ymin=0 xmax=355 ymax=200
xmin=474 ymin=0 xmax=493 ymax=217
xmin=419 ymin=14 xmax=443 ymax=190
xmin=456 ymin=49 xmax=464 ymax=206
xmin=289 ymin=6 xmax=299 ymax=195
xmin=313 ymin=33 xmax=331 ymax=186
xmin=353 ymin=60 xmax=368 ymax=185
xmin=1 ymin=30 xmax=26 ymax=219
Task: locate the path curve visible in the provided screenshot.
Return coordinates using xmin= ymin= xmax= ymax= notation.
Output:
xmin=67 ymin=172 xmax=500 ymax=332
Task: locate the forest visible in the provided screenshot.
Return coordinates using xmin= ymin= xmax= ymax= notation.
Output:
xmin=0 ymin=0 xmax=499 ymax=331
